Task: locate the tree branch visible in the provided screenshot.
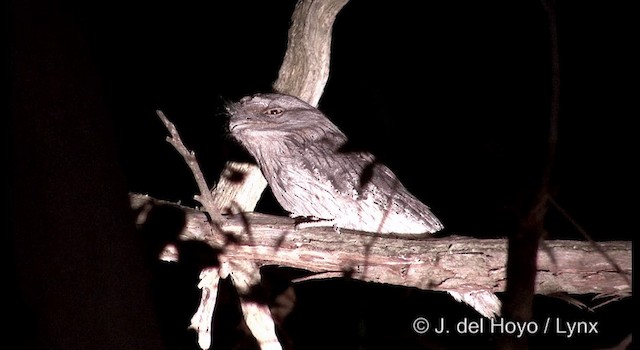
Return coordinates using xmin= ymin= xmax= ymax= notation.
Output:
xmin=273 ymin=0 xmax=350 ymax=107
xmin=132 ymin=194 xmax=632 ymax=296
xmin=156 ymin=110 xmax=223 ymax=224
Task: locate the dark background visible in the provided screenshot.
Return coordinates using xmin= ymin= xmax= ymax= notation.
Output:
xmin=9 ymin=0 xmax=634 ymax=349
xmin=91 ymin=0 xmax=633 ymax=240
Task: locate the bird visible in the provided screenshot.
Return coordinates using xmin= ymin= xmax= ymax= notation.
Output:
xmin=226 ymin=92 xmax=444 ymax=234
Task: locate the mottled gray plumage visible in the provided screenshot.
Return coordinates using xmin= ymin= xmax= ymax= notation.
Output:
xmin=227 ymin=93 xmax=444 ymax=234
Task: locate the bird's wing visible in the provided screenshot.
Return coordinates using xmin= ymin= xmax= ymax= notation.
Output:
xmin=283 ymin=141 xmax=443 ymax=233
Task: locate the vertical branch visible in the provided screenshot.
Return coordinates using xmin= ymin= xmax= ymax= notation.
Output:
xmin=500 ymin=1 xmax=560 ymax=348
xmin=210 ymin=161 xmax=267 ymax=214
xmin=273 ymin=0 xmax=350 ymax=107
xmin=211 ymin=0 xmax=350 ymax=213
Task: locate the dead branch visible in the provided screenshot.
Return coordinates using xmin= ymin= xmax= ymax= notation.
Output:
xmin=210 ymin=161 xmax=268 ymax=214
xmin=156 ymin=110 xmax=222 ymax=224
xmin=273 ymin=0 xmax=350 ymax=107
xmin=131 ymin=194 xmax=632 ymax=296
xmin=156 ymin=111 xmax=281 ymax=349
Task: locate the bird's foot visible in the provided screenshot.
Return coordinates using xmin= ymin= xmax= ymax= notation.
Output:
xmin=291 ymin=215 xmax=338 ymax=232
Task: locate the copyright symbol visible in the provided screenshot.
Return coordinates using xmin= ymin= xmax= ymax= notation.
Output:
xmin=412 ymin=317 xmax=430 ymax=334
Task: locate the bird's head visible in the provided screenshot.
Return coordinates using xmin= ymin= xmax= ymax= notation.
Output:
xmin=226 ymin=93 xmax=345 ymax=148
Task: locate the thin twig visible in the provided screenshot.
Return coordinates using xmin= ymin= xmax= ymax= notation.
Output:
xmin=156 ymin=110 xmax=223 ymax=224
xmin=548 ymin=195 xmax=631 ymax=286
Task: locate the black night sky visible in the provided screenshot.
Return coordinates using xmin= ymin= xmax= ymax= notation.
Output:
xmin=84 ymin=0 xmax=633 ymax=240
xmin=8 ymin=0 xmax=634 ymax=349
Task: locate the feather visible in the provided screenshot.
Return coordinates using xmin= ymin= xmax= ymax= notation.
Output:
xmin=227 ymin=93 xmax=444 ymax=234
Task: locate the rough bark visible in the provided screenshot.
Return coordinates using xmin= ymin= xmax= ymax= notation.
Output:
xmin=210 ymin=161 xmax=268 ymax=214
xmin=132 ymin=195 xmax=632 ymax=296
xmin=272 ymin=0 xmax=350 ymax=107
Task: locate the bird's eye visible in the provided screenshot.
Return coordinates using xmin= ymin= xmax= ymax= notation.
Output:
xmin=264 ymin=107 xmax=284 ymax=116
